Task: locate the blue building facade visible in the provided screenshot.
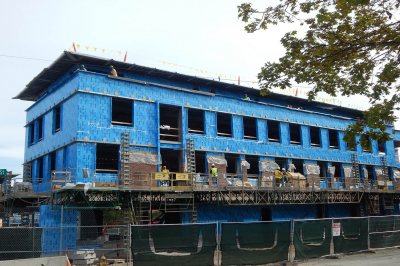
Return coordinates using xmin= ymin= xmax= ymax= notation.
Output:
xmin=16 ymin=52 xmax=400 ymax=226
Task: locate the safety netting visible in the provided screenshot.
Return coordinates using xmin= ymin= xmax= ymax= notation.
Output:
xmin=293 ymin=219 xmax=332 ymax=260
xmin=369 ymin=216 xmax=400 ymax=248
xmin=333 ymin=217 xmax=368 ymax=254
xmin=131 ymin=223 xmax=217 ymax=266
xmin=220 ymin=221 xmax=291 ymax=265
xmin=0 ymin=227 xmax=42 ymax=261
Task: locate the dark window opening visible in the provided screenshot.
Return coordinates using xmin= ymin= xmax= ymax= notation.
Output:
xmin=195 ymin=151 xmax=206 ymax=174
xmin=53 ymin=105 xmax=61 ymax=133
xmin=246 ymin=155 xmax=259 ymax=176
xmin=317 ymin=161 xmax=327 ymax=177
xmin=289 ymin=124 xmax=301 ymax=145
xmin=112 ymin=98 xmax=133 ymax=126
xmin=160 ymin=148 xmax=181 ymax=172
xmin=37 ymin=117 xmax=43 ymax=141
xmin=275 ymin=158 xmax=287 ymax=170
xmin=28 ymin=123 xmax=35 ymax=146
xmin=225 ymin=153 xmax=238 ymax=174
xmin=310 ymin=127 xmax=321 ymax=147
xmin=378 ymin=139 xmax=386 ymax=153
xmin=160 ymin=105 xmax=181 ymax=142
xmin=188 ymin=108 xmax=204 ymax=134
xmin=347 ymin=136 xmax=356 ymax=151
xmin=331 ymin=162 xmax=342 ymax=179
xmin=243 ymin=116 xmax=257 ymax=140
xmin=217 ymin=113 xmax=232 ymax=137
xmin=37 ymin=157 xmax=44 ymax=183
xmin=50 ymin=152 xmax=56 ymax=172
xmin=292 ymin=159 xmax=304 ymax=174
xmin=329 ymin=130 xmax=339 ymax=149
xmin=361 ymin=134 xmax=372 ymax=152
xmin=366 ymin=165 xmax=375 ymax=180
xmin=96 ymin=144 xmax=119 ymax=173
xmin=394 ymin=141 xmax=400 ymax=148
xmin=268 ymin=120 xmax=280 ymax=142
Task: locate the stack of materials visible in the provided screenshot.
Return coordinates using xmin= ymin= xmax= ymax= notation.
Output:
xmin=259 ymin=160 xmax=279 ymax=188
xmin=71 ymin=250 xmax=98 ymax=266
xmin=304 ymin=164 xmax=320 ymax=190
xmin=289 ymin=173 xmax=306 ymax=189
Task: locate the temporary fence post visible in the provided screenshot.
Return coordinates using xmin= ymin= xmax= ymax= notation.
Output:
xmin=217 ymin=222 xmax=221 ymax=266
xmin=59 ymin=205 xmax=64 ymax=256
xmin=367 ymin=216 xmax=370 ymax=250
xmin=289 ymin=219 xmax=295 ymax=263
xmin=127 ymin=224 xmax=132 ymax=266
xmin=32 ymin=227 xmax=35 ymax=258
xmin=330 ymin=218 xmax=334 ymax=255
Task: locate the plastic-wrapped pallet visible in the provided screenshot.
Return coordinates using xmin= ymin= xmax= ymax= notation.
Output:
xmin=304 ymin=164 xmax=320 ymax=189
xmin=259 ymin=161 xmax=279 ymax=188
xmin=71 ymin=250 xmax=98 ymax=266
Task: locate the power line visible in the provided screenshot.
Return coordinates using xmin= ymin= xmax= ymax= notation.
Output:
xmin=0 ymin=54 xmax=52 ymax=62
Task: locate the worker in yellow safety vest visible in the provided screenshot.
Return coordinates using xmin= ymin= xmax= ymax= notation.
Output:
xmin=210 ymin=164 xmax=218 ymax=186
xmin=274 ymin=168 xmax=283 ymax=187
xmin=161 ymin=165 xmax=170 ymax=187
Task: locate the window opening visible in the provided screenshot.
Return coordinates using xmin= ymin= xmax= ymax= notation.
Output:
xmin=395 ymin=141 xmax=400 ymax=162
xmin=225 ymin=153 xmax=238 ymax=174
xmin=267 ymin=120 xmax=280 ymax=142
xmin=246 ymin=155 xmax=259 ymax=176
xmin=366 ymin=165 xmax=375 ymax=180
xmin=50 ymin=152 xmax=56 ymax=172
xmin=37 ymin=157 xmax=44 ymax=183
xmin=195 ymin=151 xmax=206 ymax=174
xmin=188 ymin=108 xmax=204 ymax=134
xmin=28 ymin=123 xmax=35 ymax=146
xmin=275 ymin=158 xmax=287 ymax=170
xmin=292 ymin=159 xmax=304 ymax=174
xmin=37 ymin=117 xmax=43 ymax=141
xmin=331 ymin=162 xmax=342 ymax=179
xmin=96 ymin=144 xmax=119 ymax=173
xmin=160 ymin=148 xmax=181 ymax=172
xmin=289 ymin=124 xmax=301 ymax=145
xmin=317 ymin=161 xmax=327 ymax=177
xmin=217 ymin=113 xmax=232 ymax=137
xmin=328 ymin=130 xmax=339 ymax=149
xmin=53 ymin=105 xmax=61 ymax=132
xmin=243 ymin=116 xmax=257 ymax=140
xmin=112 ymin=97 xmax=133 ymax=126
xmin=310 ymin=126 xmax=321 ymax=147
xmin=160 ymin=105 xmax=181 ymax=142
xmin=378 ymin=139 xmax=386 ymax=154
xmin=361 ymin=134 xmax=372 ymax=152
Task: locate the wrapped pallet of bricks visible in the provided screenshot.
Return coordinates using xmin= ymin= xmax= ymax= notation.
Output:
xmin=259 ymin=160 xmax=279 ymax=188
xmin=71 ymin=249 xmax=98 ymax=266
xmin=288 ymin=164 xmax=306 ymax=189
xmin=343 ymin=166 xmax=355 ymax=189
xmin=304 ymin=164 xmax=320 ymax=190
xmin=207 ymin=156 xmax=228 ymax=188
xmin=127 ymin=152 xmax=158 ymax=188
xmin=375 ymin=168 xmax=388 ymax=190
xmin=394 ymin=170 xmax=400 ymax=191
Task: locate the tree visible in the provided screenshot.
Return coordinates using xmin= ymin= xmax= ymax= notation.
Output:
xmin=238 ymin=0 xmax=400 ymax=148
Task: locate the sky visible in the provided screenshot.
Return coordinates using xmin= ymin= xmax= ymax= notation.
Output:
xmin=0 ymin=0 xmax=383 ymax=177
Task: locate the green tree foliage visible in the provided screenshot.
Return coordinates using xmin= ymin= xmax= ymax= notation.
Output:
xmin=238 ymin=0 xmax=400 ymax=148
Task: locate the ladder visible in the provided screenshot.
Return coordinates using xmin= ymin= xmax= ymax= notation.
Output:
xmin=186 ymin=138 xmax=196 ymax=174
xmin=351 ymin=153 xmax=360 ymax=179
xmin=22 ymin=162 xmax=32 ymax=183
xmin=380 ymin=156 xmax=389 ymax=179
xmin=120 ymin=132 xmax=131 ymax=188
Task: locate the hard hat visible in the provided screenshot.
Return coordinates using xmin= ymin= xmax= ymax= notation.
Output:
xmin=212 ymin=164 xmax=215 ymax=166
xmin=282 ymin=168 xmax=286 ymax=171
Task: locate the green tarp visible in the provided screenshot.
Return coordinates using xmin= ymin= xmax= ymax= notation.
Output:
xmin=0 ymin=228 xmax=42 ymax=261
xmin=333 ymin=218 xmax=368 ymax=254
xmin=369 ymin=216 xmax=400 ymax=248
xmin=220 ymin=221 xmax=291 ymax=265
xmin=294 ymin=219 xmax=332 ymax=260
xmin=131 ymin=223 xmax=217 ymax=266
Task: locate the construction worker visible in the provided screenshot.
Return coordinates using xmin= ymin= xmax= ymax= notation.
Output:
xmin=244 ymin=94 xmax=250 ymax=101
xmin=210 ymin=164 xmax=218 ymax=186
xmin=79 ymin=64 xmax=87 ymax=71
xmin=161 ymin=165 xmax=170 ymax=187
xmin=274 ymin=168 xmax=283 ymax=187
xmin=109 ymin=65 xmax=118 ymax=77
xmin=282 ymin=168 xmax=291 ymax=187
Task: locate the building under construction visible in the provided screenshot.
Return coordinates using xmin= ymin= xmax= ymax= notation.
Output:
xmin=5 ymin=51 xmax=400 ymax=231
